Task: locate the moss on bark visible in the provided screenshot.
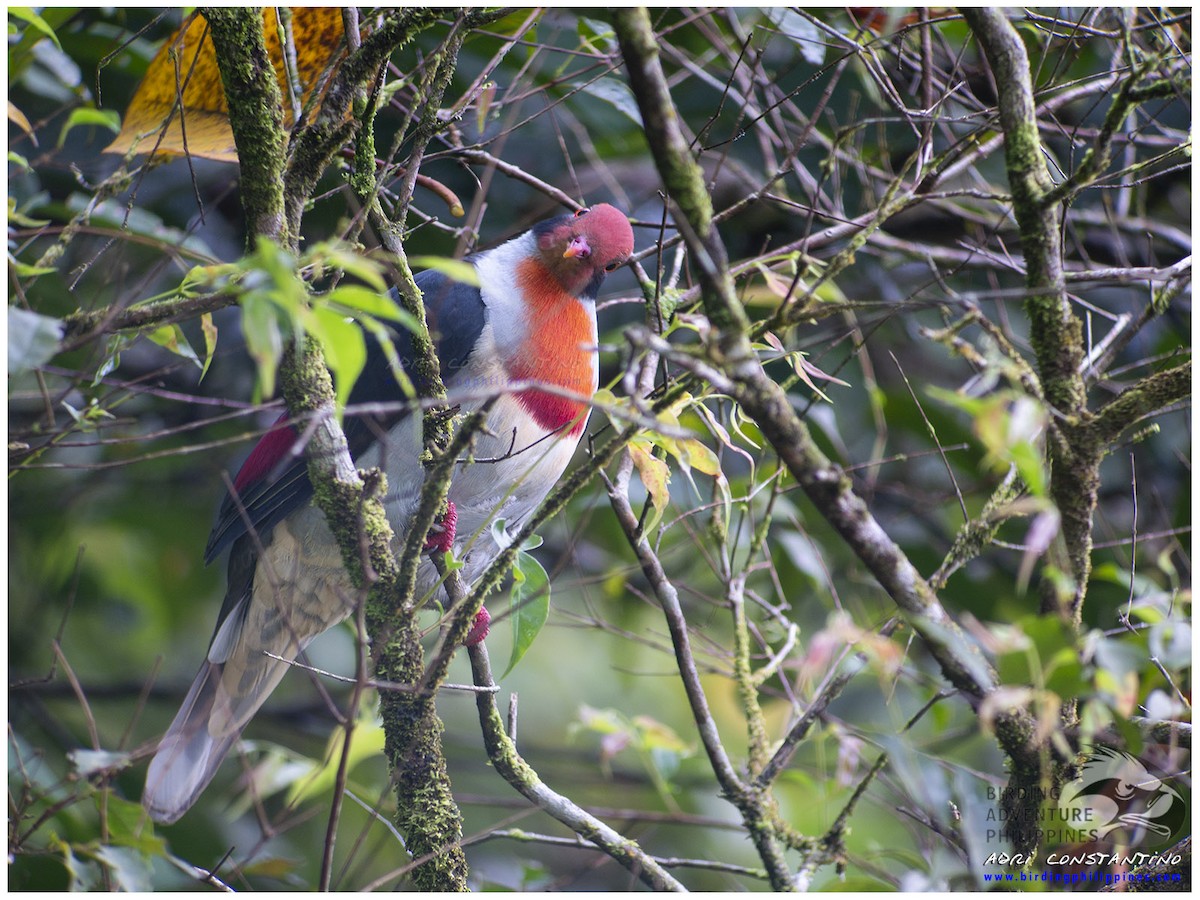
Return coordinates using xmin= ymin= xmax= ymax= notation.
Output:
xmin=203 ymin=8 xmax=288 ymax=244
xmin=206 ymin=8 xmax=470 ymax=886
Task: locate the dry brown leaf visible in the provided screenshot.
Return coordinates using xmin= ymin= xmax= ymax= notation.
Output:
xmin=105 ymin=8 xmax=346 ymax=162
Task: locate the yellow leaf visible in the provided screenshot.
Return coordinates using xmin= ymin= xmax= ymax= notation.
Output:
xmin=106 ymin=8 xmax=346 ymax=161
xmin=674 ymin=438 xmax=721 ymax=476
xmin=754 ymin=261 xmax=794 ymax=298
xmin=8 ymin=101 xmax=35 ymax=143
xmin=631 ymin=715 xmax=692 ymax=754
xmin=659 ymin=391 xmax=693 ymax=421
xmin=629 ymin=443 xmax=670 ymax=532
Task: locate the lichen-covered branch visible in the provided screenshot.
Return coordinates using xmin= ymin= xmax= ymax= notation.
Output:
xmin=207 ymin=8 xmax=469 ymax=889
xmin=960 ymin=7 xmax=1096 ymax=621
xmin=1092 ymin=362 xmax=1191 ymax=445
xmin=613 ymin=5 xmax=1051 ymax=863
xmin=434 ymin=567 xmax=687 ymax=892
xmin=202 ymin=8 xmax=288 ymax=243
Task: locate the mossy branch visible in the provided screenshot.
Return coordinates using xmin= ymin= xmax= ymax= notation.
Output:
xmin=612 ymin=8 xmax=749 ymax=349
xmin=959 ymin=9 xmax=1081 ymax=416
xmin=613 ymin=6 xmax=1010 ymax=712
xmin=207 ymin=8 xmax=469 ymax=889
xmin=615 ymin=5 xmax=1051 ymax=864
xmin=961 ymin=7 xmax=1099 ymax=621
xmin=1043 ymin=55 xmax=1185 ymax=207
xmin=1091 ymin=362 xmax=1191 ymax=445
xmin=1122 ymin=836 xmax=1191 ymax=891
xmin=282 ymin=7 xmax=443 ymax=237
xmin=60 ymin=289 xmax=237 ymax=345
xmin=423 ymin=563 xmax=687 ymax=892
xmin=202 ymin=8 xmax=288 ymax=244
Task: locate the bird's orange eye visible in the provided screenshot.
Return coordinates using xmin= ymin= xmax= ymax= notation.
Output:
xmin=605 ymin=261 xmax=621 ymax=272
xmin=574 ymin=208 xmax=589 ymax=217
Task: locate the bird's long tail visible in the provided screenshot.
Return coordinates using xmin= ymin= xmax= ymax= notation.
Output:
xmin=142 ymin=655 xmax=247 ymax=824
xmin=142 ymin=583 xmax=339 ymax=823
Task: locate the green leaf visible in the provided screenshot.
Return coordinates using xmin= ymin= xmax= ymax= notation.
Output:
xmin=308 ymin=241 xmax=388 ymax=291
xmin=61 ymin=397 xmax=114 ymax=430
xmin=1042 ymin=652 xmax=1086 ymax=697
xmin=286 ymin=717 xmax=385 ymax=806
xmin=8 ymin=6 xmax=73 ymax=81
xmin=6 ymin=197 xmax=46 ymax=229
xmin=996 ymin=647 xmax=1034 ymax=687
xmin=241 ymin=293 xmax=283 ymax=400
xmin=575 ymin=77 xmax=643 ymax=126
xmin=145 ymin=323 xmax=200 ymax=368
xmin=577 ymin=16 xmax=616 ymax=52
xmin=98 ymin=794 xmax=165 ymax=856
xmin=502 ymin=548 xmax=550 ymax=677
xmin=178 ymin=263 xmax=238 ymax=297
xmin=49 ymin=834 xmax=103 ymax=892
xmin=223 ymin=741 xmax=313 ymax=818
xmin=58 ymin=107 xmax=121 ymax=148
xmin=242 ymin=238 xmax=307 ymax=314
xmin=328 ymin=284 xmax=420 ymax=332
xmin=311 ymin=305 xmax=367 ymax=414
xmin=475 ymin=80 xmax=496 ymax=133
xmin=8 ymin=258 xmax=57 ymax=278
xmin=642 ymin=424 xmax=721 ymax=487
xmin=408 ymin=256 xmax=480 ymax=287
xmin=95 ymin=845 xmax=152 ymax=892
xmin=9 ymin=7 xmax=63 ymax=50
xmin=8 ymin=306 xmax=63 ymax=375
xmin=928 ymin=387 xmax=1049 ymax=495
xmin=94 ymin=334 xmax=128 ymax=384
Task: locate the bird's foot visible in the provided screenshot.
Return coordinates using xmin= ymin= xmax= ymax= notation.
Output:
xmin=424 ymin=501 xmax=457 ymax=554
xmin=464 ymin=607 xmax=491 ymax=646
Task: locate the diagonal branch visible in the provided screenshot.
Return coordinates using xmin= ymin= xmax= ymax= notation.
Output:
xmin=440 ymin=565 xmax=686 ymax=892
xmin=612 ymin=8 xmax=1002 ymax=707
xmin=612 ymin=8 xmax=1051 ymax=859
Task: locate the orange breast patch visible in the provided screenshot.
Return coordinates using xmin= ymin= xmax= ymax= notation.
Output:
xmin=508 ymin=258 xmax=596 ymax=435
